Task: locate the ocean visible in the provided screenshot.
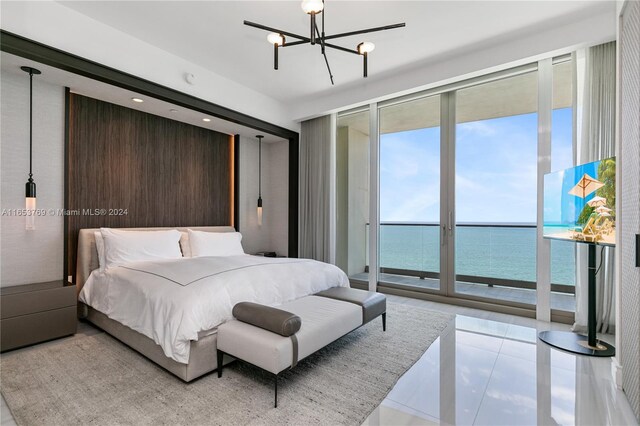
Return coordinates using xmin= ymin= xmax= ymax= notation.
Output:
xmin=378 ymin=224 xmax=576 ymax=285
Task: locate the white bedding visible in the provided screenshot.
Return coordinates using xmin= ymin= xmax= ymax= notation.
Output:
xmin=79 ymin=255 xmax=349 ymax=363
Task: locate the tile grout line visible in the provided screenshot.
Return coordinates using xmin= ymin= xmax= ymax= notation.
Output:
xmin=470 ymin=336 xmax=505 ymax=426
xmin=381 ymin=397 xmax=441 ymax=423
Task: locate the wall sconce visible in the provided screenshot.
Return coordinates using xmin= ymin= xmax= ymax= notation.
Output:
xmin=256 ymin=135 xmax=264 ymax=226
xmin=21 ymin=66 xmax=41 ymax=231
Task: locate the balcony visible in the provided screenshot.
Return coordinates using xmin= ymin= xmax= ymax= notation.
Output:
xmin=349 ymin=223 xmax=576 ymax=312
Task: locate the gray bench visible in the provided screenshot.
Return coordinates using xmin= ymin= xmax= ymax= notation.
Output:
xmin=216 ymin=288 xmax=386 ymax=407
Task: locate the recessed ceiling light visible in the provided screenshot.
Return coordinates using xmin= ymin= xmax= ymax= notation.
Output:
xmin=169 ymin=109 xmax=178 ymax=113
xmin=202 ymin=118 xmax=211 ymax=122
xmin=131 ymin=97 xmax=144 ymax=103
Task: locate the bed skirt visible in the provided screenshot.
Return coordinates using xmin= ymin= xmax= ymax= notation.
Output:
xmin=81 ymin=303 xmax=226 ymax=382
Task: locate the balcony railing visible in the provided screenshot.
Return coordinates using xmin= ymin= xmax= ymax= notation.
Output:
xmin=362 ymin=222 xmax=576 ymax=294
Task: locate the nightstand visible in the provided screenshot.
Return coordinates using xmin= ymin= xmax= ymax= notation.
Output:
xmin=1 ymin=280 xmax=77 ymax=352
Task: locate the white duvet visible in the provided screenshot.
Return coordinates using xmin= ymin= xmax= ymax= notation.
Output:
xmin=79 ymin=255 xmax=349 ymax=363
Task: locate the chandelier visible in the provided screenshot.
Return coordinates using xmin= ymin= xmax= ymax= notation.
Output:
xmin=244 ymin=0 xmax=405 ymax=84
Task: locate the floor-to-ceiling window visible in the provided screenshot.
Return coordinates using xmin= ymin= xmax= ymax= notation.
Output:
xmin=549 ymin=57 xmax=576 ymax=313
xmin=453 ymin=71 xmax=539 ymax=306
xmin=377 ymin=95 xmax=441 ymax=291
xmin=336 ymin=56 xmax=575 ymax=317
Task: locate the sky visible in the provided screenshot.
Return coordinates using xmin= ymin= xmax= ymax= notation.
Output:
xmin=379 ymin=108 xmax=573 ymax=224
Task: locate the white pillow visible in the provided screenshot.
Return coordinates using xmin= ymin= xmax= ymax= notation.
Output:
xmin=100 ymin=228 xmax=182 ymax=268
xmin=179 ymin=232 xmax=192 ymax=257
xmin=94 ymin=231 xmax=107 ymax=272
xmin=188 ymin=230 xmax=245 ymax=257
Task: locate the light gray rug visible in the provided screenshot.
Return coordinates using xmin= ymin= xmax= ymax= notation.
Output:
xmin=1 ymin=302 xmax=452 ymax=425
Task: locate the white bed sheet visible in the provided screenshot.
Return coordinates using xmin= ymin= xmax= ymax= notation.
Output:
xmin=79 ymin=255 xmax=349 ymax=363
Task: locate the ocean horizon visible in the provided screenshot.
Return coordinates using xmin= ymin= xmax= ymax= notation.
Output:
xmin=377 ymin=223 xmax=576 ymax=286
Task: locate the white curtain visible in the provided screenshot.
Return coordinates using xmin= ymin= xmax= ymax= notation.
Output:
xmin=299 ymin=115 xmax=332 ymax=261
xmin=573 ymin=41 xmax=616 ymax=333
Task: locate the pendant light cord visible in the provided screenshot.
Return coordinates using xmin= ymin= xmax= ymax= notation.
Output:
xmin=29 ymin=69 xmax=33 ymax=180
xmin=258 ymin=137 xmax=262 ymax=198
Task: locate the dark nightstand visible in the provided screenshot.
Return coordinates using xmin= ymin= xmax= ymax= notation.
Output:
xmin=1 ymin=280 xmax=77 ymax=352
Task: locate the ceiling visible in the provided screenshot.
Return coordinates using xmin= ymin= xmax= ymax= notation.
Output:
xmin=58 ymin=1 xmax=612 ymax=105
xmin=1 ymin=52 xmax=286 ymax=143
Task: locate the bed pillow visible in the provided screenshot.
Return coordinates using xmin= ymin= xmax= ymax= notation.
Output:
xmin=188 ymin=229 xmax=245 ymax=257
xmin=100 ymin=228 xmax=182 ymax=268
xmin=179 ymin=232 xmax=192 ymax=257
xmin=94 ymin=231 xmax=107 ymax=272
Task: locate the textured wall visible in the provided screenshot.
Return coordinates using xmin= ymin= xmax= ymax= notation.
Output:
xmin=239 ymin=137 xmax=289 ymax=256
xmin=0 ymin=70 xmax=65 ymax=286
xmin=620 ymin=0 xmax=640 ymax=419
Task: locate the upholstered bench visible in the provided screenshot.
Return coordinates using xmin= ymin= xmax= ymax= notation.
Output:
xmin=315 ymin=287 xmax=386 ymax=331
xmin=216 ymin=290 xmax=386 ymax=407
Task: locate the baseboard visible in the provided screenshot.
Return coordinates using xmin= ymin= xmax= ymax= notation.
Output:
xmin=611 ymin=357 xmax=623 ymax=390
xmin=375 ymin=285 xmax=536 ymax=319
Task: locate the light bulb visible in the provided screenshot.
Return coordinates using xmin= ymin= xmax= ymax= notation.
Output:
xmin=267 ymin=33 xmax=284 ymax=46
xmin=301 ymin=0 xmax=324 ymax=14
xmin=257 ymin=206 xmax=263 ymax=226
xmin=26 ymin=197 xmax=36 ymax=230
xmin=357 ymin=42 xmax=375 ymax=54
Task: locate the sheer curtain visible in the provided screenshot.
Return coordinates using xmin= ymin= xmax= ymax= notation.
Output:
xmin=573 ymin=41 xmax=616 ymax=333
xmin=299 ymin=115 xmax=332 ymax=261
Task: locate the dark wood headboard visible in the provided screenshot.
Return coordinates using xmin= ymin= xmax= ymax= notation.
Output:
xmin=65 ymin=93 xmax=233 ymax=281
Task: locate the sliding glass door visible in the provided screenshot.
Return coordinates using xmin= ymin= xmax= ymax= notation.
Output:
xmin=453 ymin=71 xmax=539 ymax=306
xmin=377 ymin=95 xmax=442 ymax=291
xmin=336 ymin=56 xmax=576 ymax=316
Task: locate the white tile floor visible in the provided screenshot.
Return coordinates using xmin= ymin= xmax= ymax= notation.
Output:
xmin=1 ymin=295 xmax=637 ymax=426
xmin=363 ymin=295 xmax=637 ymax=426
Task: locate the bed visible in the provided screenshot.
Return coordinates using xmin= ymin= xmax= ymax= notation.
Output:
xmin=76 ymin=226 xmax=349 ymax=382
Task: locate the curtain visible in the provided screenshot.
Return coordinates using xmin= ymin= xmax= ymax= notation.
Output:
xmin=299 ymin=115 xmax=332 ymax=261
xmin=573 ymin=41 xmax=616 ymax=333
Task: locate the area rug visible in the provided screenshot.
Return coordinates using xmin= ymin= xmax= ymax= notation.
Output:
xmin=1 ymin=302 xmax=453 ymax=425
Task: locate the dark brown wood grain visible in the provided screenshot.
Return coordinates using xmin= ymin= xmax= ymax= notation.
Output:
xmin=66 ymin=94 xmax=231 ymax=281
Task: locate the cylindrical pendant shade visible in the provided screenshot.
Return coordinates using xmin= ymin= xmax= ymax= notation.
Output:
xmin=257 ymin=197 xmax=263 ymax=226
xmin=25 ymin=196 xmax=36 ymax=231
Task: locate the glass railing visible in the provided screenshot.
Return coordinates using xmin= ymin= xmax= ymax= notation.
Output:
xmin=365 ymin=223 xmax=576 ymax=293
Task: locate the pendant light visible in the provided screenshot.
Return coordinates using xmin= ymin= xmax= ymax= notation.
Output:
xmin=21 ymin=66 xmax=41 ymax=231
xmin=256 ymin=135 xmax=264 ymax=226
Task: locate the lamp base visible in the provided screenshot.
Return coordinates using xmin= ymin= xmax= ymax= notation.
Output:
xmin=538 ymin=331 xmax=615 ymax=357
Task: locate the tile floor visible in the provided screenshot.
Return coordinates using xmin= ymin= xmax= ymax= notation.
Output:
xmin=1 ymin=295 xmax=637 ymax=426
xmin=363 ymin=295 xmax=637 ymax=426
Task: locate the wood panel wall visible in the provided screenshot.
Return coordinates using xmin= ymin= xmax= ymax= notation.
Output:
xmin=66 ymin=93 xmax=232 ymax=280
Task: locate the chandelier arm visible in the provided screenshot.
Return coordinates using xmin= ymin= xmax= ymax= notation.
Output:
xmin=281 ymin=40 xmax=310 ymax=47
xmin=322 ymin=51 xmax=335 ymax=85
xmin=244 ymin=20 xmax=310 ymax=42
xmin=314 ymin=24 xmax=334 ymax=84
xmin=321 ymin=0 xmax=326 ymax=54
xmin=315 ymin=22 xmax=327 ymax=54
xmin=323 ymin=23 xmax=405 ymax=41
xmin=323 ymin=42 xmax=360 ymax=55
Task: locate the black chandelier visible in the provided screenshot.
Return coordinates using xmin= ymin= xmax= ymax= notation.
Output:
xmin=244 ymin=0 xmax=405 ymax=85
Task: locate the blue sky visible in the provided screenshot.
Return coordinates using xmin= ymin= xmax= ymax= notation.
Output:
xmin=380 ymin=108 xmax=573 ymax=224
